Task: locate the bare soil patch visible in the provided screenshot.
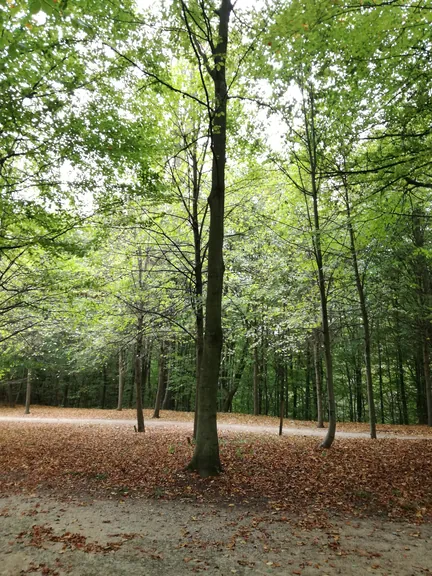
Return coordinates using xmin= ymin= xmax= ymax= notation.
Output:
xmin=1 ymin=494 xmax=432 ymax=576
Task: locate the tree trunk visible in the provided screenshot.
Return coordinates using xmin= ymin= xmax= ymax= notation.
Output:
xmin=313 ymin=329 xmax=324 ymax=428
xmin=305 ymin=344 xmax=311 ymax=420
xmin=355 ymin=360 xmax=362 ymax=423
xmin=135 ymin=319 xmax=145 ymax=432
xmin=253 ymin=344 xmax=260 ymax=416
xmin=191 ymin=146 xmax=205 ymax=439
xmin=128 ymin=354 xmax=135 ymax=408
xmin=24 ymin=368 xmax=31 ymax=415
xmin=188 ymin=0 xmax=232 ymax=476
xmin=302 ymin=88 xmax=335 ymax=447
xmin=101 ymin=364 xmax=108 ymax=409
xmin=153 ymin=340 xmax=167 ymax=418
xmin=135 ymin=248 xmax=145 ymax=433
xmin=343 ymin=180 xmax=376 ymax=438
xmin=412 ymin=208 xmax=432 ymax=425
xmin=62 ymin=377 xmax=69 ymax=408
xmin=223 ymin=339 xmax=248 ymax=412
xmin=396 ymin=331 xmax=409 ymax=424
xmin=377 ymin=338 xmax=385 ymax=424
xmin=423 ymin=338 xmax=432 ymax=426
xmin=117 ymin=349 xmax=125 ymax=411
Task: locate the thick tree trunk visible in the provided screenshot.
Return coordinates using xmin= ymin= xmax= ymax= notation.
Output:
xmin=153 ymin=341 xmax=167 ymax=419
xmin=117 ymin=349 xmax=124 ymax=411
xmin=24 ymin=368 xmax=31 ymax=415
xmin=188 ymin=0 xmax=232 ymax=476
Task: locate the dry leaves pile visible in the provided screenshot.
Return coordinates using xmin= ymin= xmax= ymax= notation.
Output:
xmin=1 ymin=421 xmax=431 ymax=522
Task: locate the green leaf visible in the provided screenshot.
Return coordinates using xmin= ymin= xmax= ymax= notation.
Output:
xmin=41 ymin=0 xmax=55 ymax=15
xmin=28 ymin=0 xmax=41 ymax=14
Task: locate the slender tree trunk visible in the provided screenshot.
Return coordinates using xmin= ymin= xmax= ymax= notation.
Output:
xmin=117 ymin=349 xmax=125 ymax=411
xmin=396 ymin=332 xmax=409 ymax=424
xmin=190 ymin=146 xmax=205 ymax=439
xmin=222 ymin=339 xmax=247 ymax=412
xmin=305 ymin=344 xmax=311 ymax=420
xmin=253 ymin=344 xmax=260 ymax=416
xmin=62 ymin=376 xmax=69 ymax=408
xmin=343 ymin=181 xmax=376 ymax=437
xmin=128 ymin=354 xmax=135 ymax=409
xmin=292 ymin=356 xmax=297 ymax=420
xmin=313 ymin=329 xmax=324 ymax=428
xmin=377 ymin=339 xmax=385 ymax=424
xmin=188 ymin=0 xmax=232 ymax=476
xmin=423 ymin=338 xmax=432 ymax=426
xmin=302 ymin=89 xmax=336 ymax=447
xmin=101 ymin=364 xmax=108 ymax=409
xmin=135 ymin=248 xmax=145 ymax=433
xmin=153 ymin=340 xmax=167 ymax=419
xmin=355 ymin=360 xmax=362 ymax=423
xmin=141 ymin=342 xmax=149 ymax=406
xmin=412 ymin=209 xmax=432 ymax=425
xmin=24 ymin=368 xmax=31 ymax=415
xmin=135 ymin=318 xmax=145 ymax=432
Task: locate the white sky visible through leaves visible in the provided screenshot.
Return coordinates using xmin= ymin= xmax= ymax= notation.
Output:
xmin=54 ymin=0 xmax=287 ymax=211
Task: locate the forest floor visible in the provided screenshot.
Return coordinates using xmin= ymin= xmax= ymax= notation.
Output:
xmin=1 ymin=408 xmax=432 ymax=574
xmin=1 ymin=405 xmax=432 ymax=438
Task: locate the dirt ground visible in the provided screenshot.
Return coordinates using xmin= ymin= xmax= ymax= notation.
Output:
xmin=1 ymin=406 xmax=432 ymax=439
xmin=1 ymin=495 xmax=432 ymax=576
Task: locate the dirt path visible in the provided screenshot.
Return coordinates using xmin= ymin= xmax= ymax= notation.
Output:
xmin=1 ymin=495 xmax=431 ymax=576
xmin=0 ymin=415 xmax=429 ymax=440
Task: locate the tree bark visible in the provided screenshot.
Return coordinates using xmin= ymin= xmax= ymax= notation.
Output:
xmin=188 ymin=0 xmax=232 ymax=476
xmin=24 ymin=368 xmax=31 ymax=415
